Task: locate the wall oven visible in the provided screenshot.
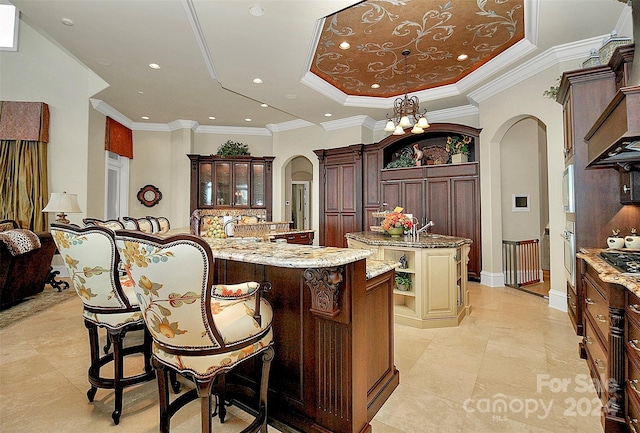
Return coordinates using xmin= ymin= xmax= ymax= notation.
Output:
xmin=562 ymin=164 xmax=575 ymax=213
xmin=563 ymin=221 xmax=576 ymax=287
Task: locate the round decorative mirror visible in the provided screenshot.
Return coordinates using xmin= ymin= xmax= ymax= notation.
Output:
xmin=137 ymin=184 xmax=162 ymax=207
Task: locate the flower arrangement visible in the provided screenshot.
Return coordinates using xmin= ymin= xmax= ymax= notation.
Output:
xmin=381 ymin=211 xmax=413 ymax=232
xmin=445 ymin=135 xmax=472 ymax=155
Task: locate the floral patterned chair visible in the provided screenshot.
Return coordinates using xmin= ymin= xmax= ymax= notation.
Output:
xmin=146 ymin=216 xmax=171 ymax=234
xmin=50 ymin=223 xmax=155 ymax=425
xmin=114 ymin=230 xmax=274 ymax=433
xmin=122 ymin=216 xmax=153 ymax=233
xmin=82 ymin=218 xmax=125 ymax=230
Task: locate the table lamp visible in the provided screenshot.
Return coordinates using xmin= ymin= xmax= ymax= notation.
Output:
xmin=42 ymin=192 xmax=82 ymax=224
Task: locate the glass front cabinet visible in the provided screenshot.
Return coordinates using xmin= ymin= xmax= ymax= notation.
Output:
xmin=188 ymin=155 xmax=274 ymax=219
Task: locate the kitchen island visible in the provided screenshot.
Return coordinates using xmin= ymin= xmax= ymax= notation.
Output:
xmin=202 ymin=237 xmax=399 ymax=433
xmin=346 ymin=231 xmax=472 ymax=328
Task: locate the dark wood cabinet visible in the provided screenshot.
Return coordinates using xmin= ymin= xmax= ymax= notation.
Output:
xmin=580 ymin=260 xmax=626 ymax=433
xmin=187 ymin=154 xmax=274 ymax=219
xmin=558 ymin=59 xmax=640 ymax=337
xmin=316 ymin=124 xmax=482 ymax=280
xmin=315 ymin=145 xmax=363 ymax=248
xmin=426 ymin=165 xmax=481 ymax=279
xmin=380 ymin=167 xmax=426 ymax=226
xmin=620 ymin=170 xmax=640 ymax=205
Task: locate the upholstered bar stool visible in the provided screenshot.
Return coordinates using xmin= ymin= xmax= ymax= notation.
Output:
xmin=114 ymin=231 xmax=274 ymax=433
xmin=50 ymin=223 xmax=155 ymax=425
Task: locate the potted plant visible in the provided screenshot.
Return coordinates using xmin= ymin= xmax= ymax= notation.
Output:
xmin=446 ymin=135 xmax=472 ymax=164
xmin=395 ymin=272 xmax=412 ymax=291
xmin=385 ymin=147 xmax=416 ymax=169
xmin=216 ymin=140 xmax=250 ymax=157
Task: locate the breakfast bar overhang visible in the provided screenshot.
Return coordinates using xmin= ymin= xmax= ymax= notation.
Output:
xmin=202 ymin=238 xmax=400 ymax=433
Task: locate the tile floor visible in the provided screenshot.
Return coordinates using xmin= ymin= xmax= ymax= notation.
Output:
xmin=0 ymin=282 xmax=603 ymax=433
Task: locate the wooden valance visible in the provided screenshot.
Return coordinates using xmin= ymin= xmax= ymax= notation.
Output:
xmin=105 ymin=117 xmax=133 ymax=159
xmin=0 ymin=101 xmax=50 ymax=142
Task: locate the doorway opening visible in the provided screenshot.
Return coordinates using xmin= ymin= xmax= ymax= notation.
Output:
xmin=291 ymin=181 xmax=309 ymax=230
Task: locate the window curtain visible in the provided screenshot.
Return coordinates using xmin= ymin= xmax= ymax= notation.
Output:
xmin=0 ymin=102 xmax=50 ymax=231
xmin=105 ymin=117 xmax=133 ymax=159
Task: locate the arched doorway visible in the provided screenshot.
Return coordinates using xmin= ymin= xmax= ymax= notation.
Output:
xmin=284 ymin=156 xmax=313 ymax=230
xmin=499 ymin=116 xmax=550 ymax=297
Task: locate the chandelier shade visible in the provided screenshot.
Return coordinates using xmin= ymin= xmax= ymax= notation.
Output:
xmin=384 ymin=50 xmax=429 ymax=135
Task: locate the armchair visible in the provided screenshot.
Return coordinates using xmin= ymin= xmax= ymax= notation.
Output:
xmin=0 ymin=219 xmax=57 ymax=309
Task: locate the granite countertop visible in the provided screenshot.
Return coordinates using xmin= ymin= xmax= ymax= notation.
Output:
xmin=202 ymin=237 xmax=371 ymax=269
xmin=346 ymin=231 xmax=472 ymax=248
xmin=263 ymin=229 xmax=315 ymax=239
xmin=577 ymin=248 xmax=640 ymax=294
xmin=366 ymin=259 xmax=400 ymax=280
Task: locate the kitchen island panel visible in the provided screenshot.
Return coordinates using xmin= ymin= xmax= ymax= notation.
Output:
xmin=213 ymin=256 xmax=398 ymax=433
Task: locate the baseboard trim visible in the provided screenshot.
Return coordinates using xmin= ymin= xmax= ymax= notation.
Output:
xmin=548 ymin=289 xmax=567 ymax=312
xmin=480 ymin=271 xmax=504 ymax=287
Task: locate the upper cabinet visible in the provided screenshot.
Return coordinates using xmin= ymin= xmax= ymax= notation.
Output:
xmin=188 ymin=155 xmax=274 ymax=219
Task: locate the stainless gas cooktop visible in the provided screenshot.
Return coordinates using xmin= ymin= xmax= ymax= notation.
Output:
xmin=600 ymin=250 xmax=640 ymax=274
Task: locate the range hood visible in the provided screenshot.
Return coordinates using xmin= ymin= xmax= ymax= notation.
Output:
xmin=585 ymin=85 xmax=640 ymax=169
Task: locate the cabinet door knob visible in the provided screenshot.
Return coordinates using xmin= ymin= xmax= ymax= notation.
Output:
xmin=585 ymin=298 xmax=595 ymax=305
xmin=630 ymin=379 xmax=640 ymax=395
xmin=584 ymin=336 xmax=592 ymax=345
xmin=631 ymin=304 xmax=640 ymax=315
xmin=595 ymin=314 xmax=607 ymax=323
xmin=594 ymin=358 xmax=605 ymax=370
xmin=623 ymin=185 xmax=631 ymax=194
xmin=629 ymin=340 xmax=640 ymax=352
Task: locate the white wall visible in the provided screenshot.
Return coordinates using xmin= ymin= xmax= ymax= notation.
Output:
xmin=500 ymin=118 xmax=543 ymax=241
xmin=0 ymin=20 xmax=108 ymax=226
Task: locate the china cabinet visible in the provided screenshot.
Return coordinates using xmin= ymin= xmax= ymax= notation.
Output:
xmin=187 ymin=154 xmax=274 ymax=219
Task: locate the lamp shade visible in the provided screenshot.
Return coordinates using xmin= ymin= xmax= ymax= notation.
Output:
xmin=43 ymin=192 xmax=82 ymax=224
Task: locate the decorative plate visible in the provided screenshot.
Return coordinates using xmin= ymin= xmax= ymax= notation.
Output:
xmin=422 ymin=146 xmax=449 ymax=165
xmin=137 ymin=184 xmax=162 ymax=207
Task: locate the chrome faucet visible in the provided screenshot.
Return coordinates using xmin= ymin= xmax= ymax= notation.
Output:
xmin=223 ymin=215 xmax=241 ymax=236
xmin=417 ymin=220 xmax=434 ymax=234
xmin=411 ymin=220 xmax=434 ymax=240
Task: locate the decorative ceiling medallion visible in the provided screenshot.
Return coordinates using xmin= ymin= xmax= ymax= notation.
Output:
xmin=311 ymin=0 xmax=525 ymax=98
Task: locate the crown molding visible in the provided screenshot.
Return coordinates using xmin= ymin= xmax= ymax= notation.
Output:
xmin=196 ymin=125 xmax=272 ymax=136
xmin=467 ymin=34 xmax=606 ymax=104
xmin=182 ymin=0 xmax=218 ymax=81
xmin=321 ymin=115 xmax=377 ymax=132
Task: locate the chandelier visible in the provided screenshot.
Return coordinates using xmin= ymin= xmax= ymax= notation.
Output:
xmin=384 ymin=49 xmax=429 ymax=135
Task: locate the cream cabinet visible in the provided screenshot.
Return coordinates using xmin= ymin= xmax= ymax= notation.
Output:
xmin=348 ymin=238 xmax=470 ymax=328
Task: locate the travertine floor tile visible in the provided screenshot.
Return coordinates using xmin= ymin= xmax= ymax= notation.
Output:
xmin=0 ymin=282 xmax=602 ymax=433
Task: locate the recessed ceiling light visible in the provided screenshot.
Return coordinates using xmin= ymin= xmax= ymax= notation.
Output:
xmin=285 ymin=94 xmax=297 ymax=100
xmin=339 ymin=42 xmax=350 ymax=50
xmin=61 ymin=17 xmax=74 ymax=26
xmin=260 ymin=103 xmax=268 ymax=108
xmin=141 ymin=116 xmax=149 ymax=120
xmin=324 ymin=113 xmax=332 ymax=117
xmin=138 ymin=91 xmax=144 ymax=94
xmin=371 ymin=83 xmax=380 ymax=89
xmin=245 ymin=118 xmax=252 ymax=122
xmin=208 ymin=116 xmax=216 ymax=120
xmin=149 ymin=63 xmax=161 ymax=69
xmin=253 ymin=78 xmax=263 ymax=84
xmin=457 ymin=54 xmax=468 ymax=61
xmin=249 ymin=4 xmax=264 ymax=17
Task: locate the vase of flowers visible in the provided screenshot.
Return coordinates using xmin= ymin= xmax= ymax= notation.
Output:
xmin=446 ymin=135 xmax=472 ymax=163
xmin=381 ymin=211 xmax=413 ymax=237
